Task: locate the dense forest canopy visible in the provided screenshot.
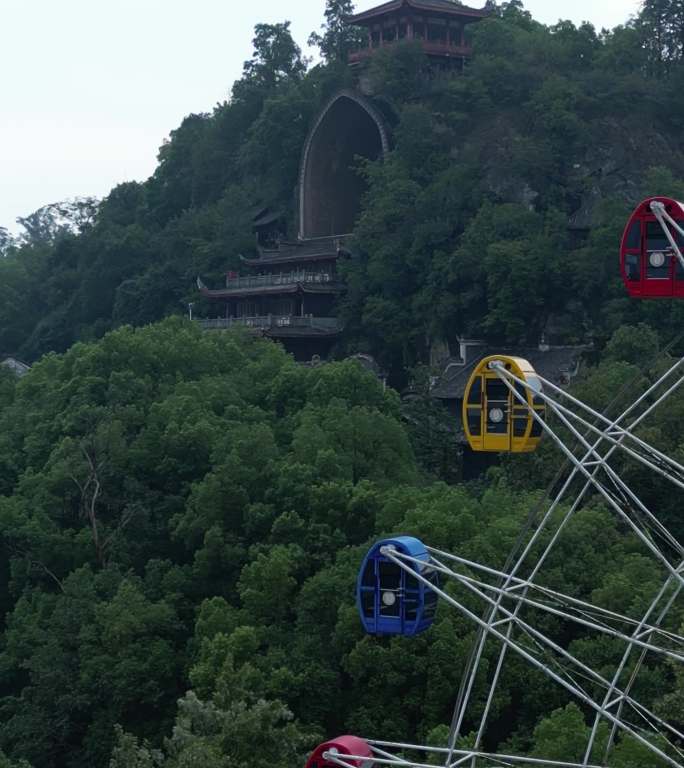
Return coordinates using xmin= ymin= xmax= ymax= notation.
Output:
xmin=0 ymin=319 xmax=681 ymax=768
xmin=1 ymin=2 xmax=684 ymax=767
xmin=2 ymin=0 xmax=684 ymax=374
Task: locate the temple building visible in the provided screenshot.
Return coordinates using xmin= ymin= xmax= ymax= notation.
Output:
xmin=198 ymin=236 xmax=347 ymax=361
xmin=196 ymin=87 xmax=391 ymax=360
xmin=347 ymin=0 xmax=488 ymax=68
xmin=196 ymin=0 xmax=488 ymax=360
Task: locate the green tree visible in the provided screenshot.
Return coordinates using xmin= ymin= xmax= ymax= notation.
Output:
xmin=235 ymin=22 xmax=307 ymax=97
xmin=109 ymin=728 xmax=163 ymax=768
xmin=0 ymin=753 xmax=33 ymax=768
xmin=0 ymin=7 xmax=683 ymax=768
xmin=16 ymin=198 xmax=99 ymax=247
xmin=604 ymin=323 xmax=660 ymax=367
xmin=637 ymin=0 xmax=684 ymax=76
xmin=530 ymin=703 xmax=603 ymax=763
xmin=0 ymin=227 xmax=12 ymax=255
xmin=309 ymin=0 xmax=364 ymax=64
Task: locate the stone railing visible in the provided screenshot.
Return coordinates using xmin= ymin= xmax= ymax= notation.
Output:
xmin=349 ymin=39 xmax=472 ymax=63
xmin=224 ymin=271 xmax=334 ymax=290
xmin=198 ymin=316 xmax=342 ymax=332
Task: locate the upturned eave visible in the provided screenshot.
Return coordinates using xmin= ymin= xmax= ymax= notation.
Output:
xmin=240 ymin=251 xmax=339 ymax=267
xmin=346 ymin=0 xmax=488 ymax=25
xmin=199 ymin=283 xmax=345 ymax=300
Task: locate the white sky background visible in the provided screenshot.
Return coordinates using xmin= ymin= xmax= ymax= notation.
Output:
xmin=0 ymin=0 xmax=641 ymax=234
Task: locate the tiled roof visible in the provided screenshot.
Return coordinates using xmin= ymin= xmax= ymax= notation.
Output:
xmin=199 ymin=282 xmax=344 ymax=299
xmin=347 ymin=0 xmax=488 ymax=24
xmin=241 ymin=236 xmax=346 ymax=266
xmin=265 ymin=324 xmax=343 ymax=339
xmin=252 ymin=209 xmax=284 ymax=229
xmin=431 ymin=345 xmax=587 ymax=400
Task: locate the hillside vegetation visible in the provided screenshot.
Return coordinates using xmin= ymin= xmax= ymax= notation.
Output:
xmin=2 ymin=1 xmax=684 ymax=374
xmin=0 ymin=319 xmax=681 ymax=768
xmin=1 ymin=2 xmax=684 ymax=767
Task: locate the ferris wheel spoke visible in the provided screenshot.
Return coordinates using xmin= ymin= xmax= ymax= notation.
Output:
xmin=310 ymin=202 xmax=684 ymax=768
xmin=426 ymin=548 xmax=684 ymax=651
xmin=327 ymin=750 xmax=442 ymax=768
xmin=381 ymin=549 xmax=684 ymax=768
xmin=391 ymin=355 xmax=683 ymax=768
xmin=533 ymin=364 xmax=684 ymax=484
xmin=367 ymin=740 xmax=605 ymax=768
xmin=394 ymin=550 xmax=684 ymax=667
xmin=420 ymin=557 xmax=681 ymax=737
xmin=536 ymin=356 xmax=684 ymax=435
xmin=540 ymin=389 xmax=684 ymax=497
xmin=495 ymin=358 xmax=684 ymax=497
xmin=442 ymin=393 xmax=683 ymax=764
xmin=583 ymin=575 xmax=684 ymax=766
xmin=597 ymin=467 xmax=680 ymax=558
xmin=436 ymin=570 xmax=684 ymax=664
xmin=442 ymin=453 xmax=619 ymax=760
xmin=444 ymin=482 xmax=623 ymax=760
xmin=495 ymin=363 xmax=684 ymax=560
xmin=494 ymin=374 xmax=684 ymax=586
xmin=370 ymin=744 xmax=429 ymax=765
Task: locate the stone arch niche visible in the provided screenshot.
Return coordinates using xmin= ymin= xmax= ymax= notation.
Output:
xmin=299 ymin=90 xmax=389 ymax=239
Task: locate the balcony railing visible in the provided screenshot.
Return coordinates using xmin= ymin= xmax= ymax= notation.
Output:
xmin=349 ymin=39 xmax=472 ymax=63
xmin=198 ymin=316 xmax=342 ymax=332
xmin=224 ymin=271 xmax=335 ymax=290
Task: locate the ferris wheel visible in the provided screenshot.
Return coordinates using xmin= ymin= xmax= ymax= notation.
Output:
xmin=305 ymin=198 xmax=684 ymax=768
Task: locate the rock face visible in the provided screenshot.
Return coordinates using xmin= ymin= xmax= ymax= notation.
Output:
xmin=568 ymin=119 xmax=683 ymax=228
xmin=472 ymin=114 xmax=684 ymax=228
xmin=1 ymin=357 xmax=30 ymax=378
xmin=298 ymin=90 xmax=390 ymax=240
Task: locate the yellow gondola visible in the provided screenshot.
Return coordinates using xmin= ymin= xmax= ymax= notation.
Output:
xmin=463 ymin=355 xmax=545 ymax=453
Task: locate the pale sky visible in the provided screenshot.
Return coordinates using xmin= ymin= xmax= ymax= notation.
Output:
xmin=0 ymin=0 xmax=641 ymax=234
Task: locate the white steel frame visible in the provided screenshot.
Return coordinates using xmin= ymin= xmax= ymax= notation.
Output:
xmin=333 ymin=350 xmax=684 ymax=768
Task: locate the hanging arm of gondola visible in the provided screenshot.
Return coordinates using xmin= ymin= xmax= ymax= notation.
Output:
xmin=650 ymin=200 xmax=684 ymax=270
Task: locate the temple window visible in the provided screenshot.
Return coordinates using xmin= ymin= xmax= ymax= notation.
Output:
xmin=427 ymin=19 xmax=447 ymax=43
xmin=449 ymin=25 xmax=462 ymax=46
xmin=383 ymin=25 xmax=396 ymax=43
xmin=238 ymin=301 xmax=259 ymax=318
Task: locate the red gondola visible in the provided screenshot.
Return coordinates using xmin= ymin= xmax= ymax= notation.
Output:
xmin=305 ymin=736 xmax=373 ymax=767
xmin=621 ymin=196 xmax=684 ymax=298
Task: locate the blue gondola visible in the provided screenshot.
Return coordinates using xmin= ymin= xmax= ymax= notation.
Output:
xmin=357 ymin=536 xmax=439 ymax=637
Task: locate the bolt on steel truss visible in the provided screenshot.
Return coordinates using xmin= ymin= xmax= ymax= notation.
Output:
xmin=343 ymin=357 xmax=684 ymax=768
